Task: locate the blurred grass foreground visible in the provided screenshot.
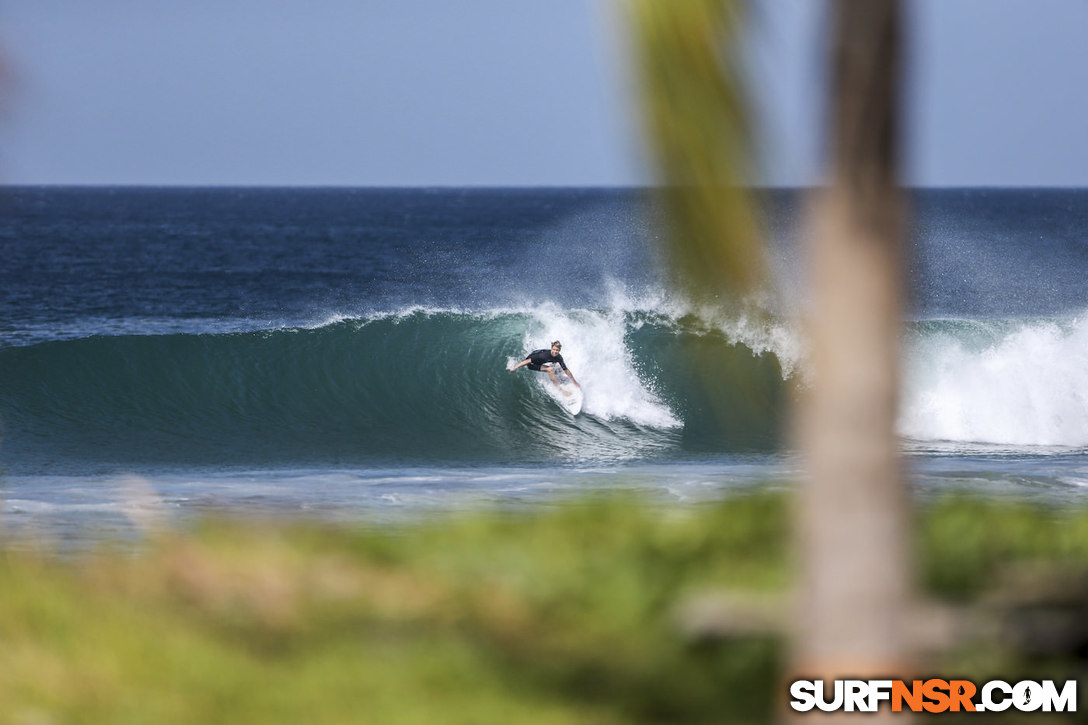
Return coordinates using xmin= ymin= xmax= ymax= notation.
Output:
xmin=3 ymin=495 xmax=1088 ymax=724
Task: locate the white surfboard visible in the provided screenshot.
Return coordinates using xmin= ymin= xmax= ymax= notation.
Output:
xmin=507 ymin=358 xmax=584 ymax=416
xmin=543 ymin=375 xmax=584 ymax=416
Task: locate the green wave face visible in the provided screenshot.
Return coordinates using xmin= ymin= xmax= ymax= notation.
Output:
xmin=0 ymin=311 xmax=789 ymax=472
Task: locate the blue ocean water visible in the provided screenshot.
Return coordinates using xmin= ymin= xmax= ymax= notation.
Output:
xmin=2 ymin=187 xmax=1088 ymax=547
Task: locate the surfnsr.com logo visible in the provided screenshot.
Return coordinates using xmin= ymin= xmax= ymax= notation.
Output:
xmin=789 ymin=679 xmax=1077 ymax=714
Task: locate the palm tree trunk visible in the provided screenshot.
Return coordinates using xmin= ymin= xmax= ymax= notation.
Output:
xmin=794 ymin=0 xmax=913 ymax=711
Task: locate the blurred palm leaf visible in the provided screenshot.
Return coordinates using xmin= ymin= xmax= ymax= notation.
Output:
xmin=628 ymin=0 xmax=766 ymax=304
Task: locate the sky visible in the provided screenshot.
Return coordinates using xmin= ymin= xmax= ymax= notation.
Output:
xmin=1 ymin=0 xmax=1086 ymax=187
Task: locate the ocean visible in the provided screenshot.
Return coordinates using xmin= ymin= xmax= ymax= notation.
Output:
xmin=2 ymin=186 xmax=1087 ymax=548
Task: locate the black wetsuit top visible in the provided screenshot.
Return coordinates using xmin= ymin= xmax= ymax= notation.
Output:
xmin=525 ymin=349 xmax=567 ymax=372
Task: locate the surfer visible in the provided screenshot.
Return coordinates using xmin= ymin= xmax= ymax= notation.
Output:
xmin=507 ymin=340 xmax=581 ymax=392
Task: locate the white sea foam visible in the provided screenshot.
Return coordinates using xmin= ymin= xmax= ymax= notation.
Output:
xmin=519 ymin=302 xmax=682 ymax=428
xmin=901 ymin=315 xmax=1088 ymax=447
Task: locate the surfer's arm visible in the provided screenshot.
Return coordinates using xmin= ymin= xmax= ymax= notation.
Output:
xmin=555 ymin=355 xmax=580 ymax=386
xmin=508 ymin=358 xmax=531 ymax=372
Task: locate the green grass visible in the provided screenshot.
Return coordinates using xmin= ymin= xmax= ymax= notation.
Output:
xmin=1 ymin=493 xmax=1086 ymax=724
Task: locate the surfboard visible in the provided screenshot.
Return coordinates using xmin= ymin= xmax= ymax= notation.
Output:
xmin=507 ymin=358 xmax=584 ymax=416
xmin=544 ymin=374 xmax=584 ymax=416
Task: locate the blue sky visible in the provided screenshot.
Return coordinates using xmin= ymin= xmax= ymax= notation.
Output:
xmin=2 ymin=0 xmax=1086 ymax=187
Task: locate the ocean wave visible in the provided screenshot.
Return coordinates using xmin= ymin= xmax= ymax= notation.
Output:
xmin=6 ymin=303 xmax=1083 ymax=467
xmin=0 ymin=307 xmax=790 ymax=470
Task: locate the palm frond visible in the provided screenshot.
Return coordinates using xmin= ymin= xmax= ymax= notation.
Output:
xmin=627 ymin=0 xmax=765 ymax=304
